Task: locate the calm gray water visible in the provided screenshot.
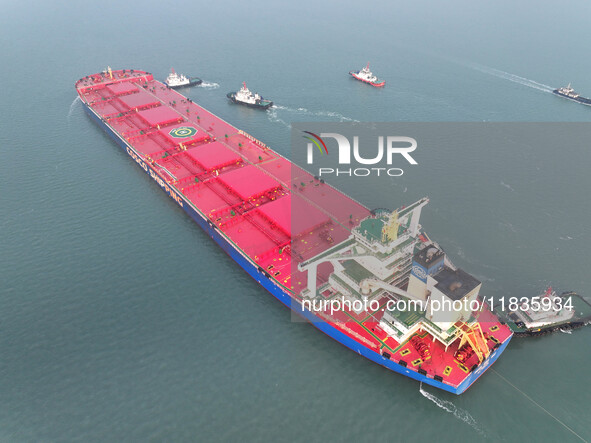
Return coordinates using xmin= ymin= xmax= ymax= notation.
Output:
xmin=1 ymin=0 xmax=590 ymax=441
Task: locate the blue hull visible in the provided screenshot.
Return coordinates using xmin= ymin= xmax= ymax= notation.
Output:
xmin=83 ymin=102 xmax=510 ymax=394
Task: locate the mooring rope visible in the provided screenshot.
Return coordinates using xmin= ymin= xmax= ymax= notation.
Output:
xmin=492 ymin=369 xmax=587 ymax=442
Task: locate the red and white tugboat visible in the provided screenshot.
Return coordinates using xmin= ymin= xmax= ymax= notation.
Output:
xmin=349 ymin=62 xmax=385 ymax=87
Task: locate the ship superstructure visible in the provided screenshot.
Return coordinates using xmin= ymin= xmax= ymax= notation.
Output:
xmin=514 ymin=287 xmax=574 ymax=329
xmin=75 ymin=68 xmax=511 ymax=394
xmin=300 ymin=202 xmax=509 ymax=378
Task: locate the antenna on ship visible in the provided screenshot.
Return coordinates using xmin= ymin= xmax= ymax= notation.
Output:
xmin=107 ymin=66 xmax=113 ymax=79
xmin=366 ymin=62 xmax=370 ymax=70
xmin=171 ymin=67 xmax=175 ymax=74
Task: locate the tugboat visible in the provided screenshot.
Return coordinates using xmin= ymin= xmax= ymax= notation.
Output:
xmin=165 ymin=68 xmax=202 ymax=89
xmin=552 ymin=83 xmax=591 ymax=106
xmin=493 ymin=287 xmax=591 ymax=337
xmin=227 ymin=82 xmax=273 ymax=109
xmin=349 ymin=63 xmax=385 ymax=87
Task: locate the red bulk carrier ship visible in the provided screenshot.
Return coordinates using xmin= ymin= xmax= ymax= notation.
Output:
xmin=76 ymin=67 xmax=512 ymax=394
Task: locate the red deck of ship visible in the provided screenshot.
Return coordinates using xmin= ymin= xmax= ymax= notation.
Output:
xmin=76 ymin=70 xmax=512 ymax=388
xmin=318 ymin=298 xmax=512 ymax=385
xmin=76 ymin=70 xmax=369 ymax=293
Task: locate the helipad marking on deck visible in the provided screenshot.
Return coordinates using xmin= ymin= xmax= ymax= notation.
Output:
xmin=169 ymin=126 xmax=197 ymax=138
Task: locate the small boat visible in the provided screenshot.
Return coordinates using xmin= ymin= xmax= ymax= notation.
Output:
xmin=165 ymin=68 xmax=202 ymax=88
xmin=493 ymin=287 xmax=591 ymax=336
xmin=349 ymin=63 xmax=385 ymax=87
xmin=552 ymin=83 xmax=591 ymax=106
xmin=227 ymin=82 xmax=273 ymax=109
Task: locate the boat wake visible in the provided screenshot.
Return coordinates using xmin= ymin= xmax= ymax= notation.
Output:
xmin=468 ymin=63 xmax=554 ymax=93
xmin=267 ymin=104 xmax=359 ymax=130
xmin=419 ymin=383 xmax=487 ymax=437
xmin=266 ymin=107 xmax=291 ymax=129
xmin=198 ymin=81 xmax=220 ymax=90
xmin=68 ymin=96 xmax=81 ymax=119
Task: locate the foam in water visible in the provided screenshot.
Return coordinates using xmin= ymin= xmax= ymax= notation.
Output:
xmin=198 ymin=81 xmax=220 ymax=90
xmin=68 ymin=96 xmax=80 ymax=119
xmin=499 ymin=221 xmax=518 ymax=233
xmin=267 ymin=104 xmax=359 ymax=129
xmin=266 ymin=107 xmax=291 ymax=129
xmin=419 ymin=383 xmax=487 ymax=436
xmin=468 ymin=63 xmax=554 ymax=93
